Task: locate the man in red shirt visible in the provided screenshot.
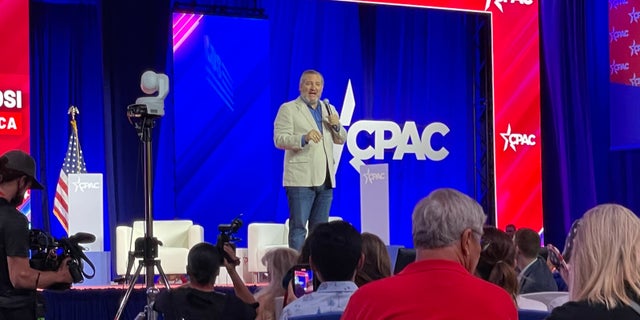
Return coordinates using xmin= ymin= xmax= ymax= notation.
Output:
xmin=342 ymin=188 xmax=517 ymax=320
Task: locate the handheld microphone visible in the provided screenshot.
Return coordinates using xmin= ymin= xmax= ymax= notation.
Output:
xmin=323 ymin=98 xmax=331 ymax=115
xmin=323 ymin=98 xmax=340 ymax=132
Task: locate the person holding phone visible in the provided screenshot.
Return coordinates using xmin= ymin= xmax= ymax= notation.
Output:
xmin=547 ymin=204 xmax=640 ymax=320
xmin=253 ymin=248 xmax=298 ymax=320
xmin=279 ymin=221 xmax=362 ymax=320
xmin=544 ymin=244 xmax=569 ymax=291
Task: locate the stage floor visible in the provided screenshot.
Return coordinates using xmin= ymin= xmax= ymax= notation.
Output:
xmin=42 ymin=283 xmax=264 ymax=320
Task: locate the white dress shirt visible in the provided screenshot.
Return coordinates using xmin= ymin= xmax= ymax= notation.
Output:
xmin=279 ymin=281 xmax=358 ymax=320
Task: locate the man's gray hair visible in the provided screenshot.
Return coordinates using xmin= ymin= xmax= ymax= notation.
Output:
xmin=299 ymin=69 xmax=324 ymax=85
xmin=412 ymin=188 xmax=486 ymax=249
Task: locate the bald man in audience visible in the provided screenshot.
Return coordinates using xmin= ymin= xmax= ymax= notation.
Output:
xmin=342 ymin=188 xmax=517 ymax=320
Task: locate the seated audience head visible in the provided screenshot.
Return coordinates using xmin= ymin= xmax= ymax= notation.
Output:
xmin=355 ymin=232 xmax=391 ymax=287
xmin=514 ymin=228 xmax=541 ymax=270
xmin=257 ymin=248 xmax=299 ymax=298
xmin=412 ymin=188 xmax=486 ymax=272
xmin=568 ymin=204 xmax=640 ymax=308
xmin=475 ymin=226 xmax=519 ymax=301
xmin=309 ymin=220 xmax=363 ymax=282
xmin=340 ymin=189 xmax=517 ymax=320
xmin=186 ymin=242 xmax=222 ymax=286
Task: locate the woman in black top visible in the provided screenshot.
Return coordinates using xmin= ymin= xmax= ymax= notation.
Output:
xmin=547 ymin=204 xmax=640 ymax=320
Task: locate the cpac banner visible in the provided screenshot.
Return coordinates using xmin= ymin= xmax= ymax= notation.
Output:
xmin=609 ymin=0 xmax=640 ymax=149
xmin=0 ymin=0 xmax=30 ymax=151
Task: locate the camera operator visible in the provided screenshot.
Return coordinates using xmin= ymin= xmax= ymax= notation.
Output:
xmin=153 ymin=242 xmax=258 ymax=320
xmin=0 ymin=150 xmax=73 ymax=320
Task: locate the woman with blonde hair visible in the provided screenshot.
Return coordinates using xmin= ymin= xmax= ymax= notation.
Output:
xmin=547 ymin=204 xmax=640 ymax=319
xmin=254 ymin=247 xmax=299 ymax=320
xmin=355 ymin=232 xmax=392 ymax=287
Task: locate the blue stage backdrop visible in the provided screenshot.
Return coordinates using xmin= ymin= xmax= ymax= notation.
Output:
xmin=165 ymin=0 xmax=488 ymax=248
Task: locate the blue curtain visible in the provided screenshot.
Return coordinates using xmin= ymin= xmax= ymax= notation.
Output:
xmin=99 ymin=0 xmax=171 ymax=256
xmin=30 ymin=1 xmax=106 ymax=238
xmin=539 ymin=1 xmax=640 ymax=248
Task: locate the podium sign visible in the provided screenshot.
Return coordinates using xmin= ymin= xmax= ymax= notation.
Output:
xmin=359 ymin=164 xmax=390 ymax=244
xmin=68 ymin=173 xmax=104 ymax=251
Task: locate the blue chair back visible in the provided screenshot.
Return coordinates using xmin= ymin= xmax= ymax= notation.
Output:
xmin=289 ymin=312 xmax=343 ymax=320
xmin=518 ymin=309 xmax=550 ymax=320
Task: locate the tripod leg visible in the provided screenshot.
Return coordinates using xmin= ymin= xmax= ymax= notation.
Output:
xmin=114 ymin=261 xmax=144 ymax=320
xmin=155 ymin=261 xmax=171 ymax=290
xmin=125 ymin=251 xmax=137 ymax=285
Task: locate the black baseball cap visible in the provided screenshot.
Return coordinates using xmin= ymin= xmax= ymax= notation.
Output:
xmin=1 ymin=150 xmax=44 ymax=190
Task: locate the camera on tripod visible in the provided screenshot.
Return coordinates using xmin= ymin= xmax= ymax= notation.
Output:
xmin=29 ymin=229 xmax=96 ymax=290
xmin=216 ymin=216 xmax=243 ymax=265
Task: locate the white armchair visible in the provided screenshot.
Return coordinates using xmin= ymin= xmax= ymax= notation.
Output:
xmin=247 ymin=217 xmax=342 ymax=273
xmin=116 ymin=220 xmax=204 ymax=276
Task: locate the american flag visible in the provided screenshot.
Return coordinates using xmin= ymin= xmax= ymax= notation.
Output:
xmin=53 ymin=112 xmax=87 ymax=234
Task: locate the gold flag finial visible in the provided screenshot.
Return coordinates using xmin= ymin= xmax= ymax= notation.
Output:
xmin=67 ymin=105 xmax=79 ymax=121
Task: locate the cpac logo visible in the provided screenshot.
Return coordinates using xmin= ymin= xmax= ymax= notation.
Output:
xmin=610 ymin=0 xmax=629 ymax=10
xmin=362 ymin=168 xmax=386 ymax=184
xmin=484 ymin=0 xmax=533 ymax=13
xmin=630 ymin=7 xmax=640 ymax=23
xmin=610 ymin=27 xmax=629 ymax=42
xmin=500 ymin=124 xmax=535 ymax=152
xmin=72 ymin=177 xmax=101 ymax=192
xmin=334 ymin=80 xmax=450 ymax=173
xmin=630 ymin=73 xmax=640 ymax=86
xmin=204 ymin=36 xmax=234 ymax=111
xmin=610 ymin=60 xmax=630 ymax=75
xmin=630 ymin=40 xmax=640 ymax=56
xmin=347 ymin=120 xmax=450 ymax=171
xmin=0 ymin=90 xmax=23 ymax=109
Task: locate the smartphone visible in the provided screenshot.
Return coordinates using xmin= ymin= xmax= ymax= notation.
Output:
xmin=292 ymin=264 xmax=314 ymax=298
xmin=546 ymin=244 xmax=568 ymax=270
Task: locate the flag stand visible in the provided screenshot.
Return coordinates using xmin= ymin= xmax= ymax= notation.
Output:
xmin=114 ymin=110 xmax=170 ymax=320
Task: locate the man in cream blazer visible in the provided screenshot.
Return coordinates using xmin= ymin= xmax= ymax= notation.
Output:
xmin=274 ymin=70 xmax=347 ymax=251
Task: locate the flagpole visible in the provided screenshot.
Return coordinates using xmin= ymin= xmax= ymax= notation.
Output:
xmin=68 ymin=106 xmax=82 ymax=168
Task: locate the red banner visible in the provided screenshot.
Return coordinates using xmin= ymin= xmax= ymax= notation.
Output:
xmin=610 ymin=0 xmax=640 ymax=86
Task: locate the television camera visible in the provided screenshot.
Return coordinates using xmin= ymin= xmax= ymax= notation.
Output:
xmin=216 ymin=216 xmax=243 ymax=265
xmin=29 ymin=229 xmax=96 ymax=290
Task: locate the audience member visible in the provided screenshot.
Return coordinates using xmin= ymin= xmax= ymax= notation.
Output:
xmin=475 ymin=227 xmax=547 ymax=311
xmin=547 ymin=204 xmax=640 ymax=320
xmin=279 ymin=220 xmax=362 ymax=319
xmin=254 ymin=248 xmax=299 ymax=320
xmin=342 ymin=188 xmax=517 ymax=320
xmin=282 ymin=229 xmax=316 ymax=306
xmin=153 ymin=242 xmax=257 ymax=320
xmin=475 ymin=226 xmax=519 ymax=303
xmin=355 ymin=232 xmax=391 ymax=287
xmin=514 ymin=228 xmax=558 ymax=293
xmin=505 ymin=224 xmax=517 ymax=239
xmin=539 ymin=246 xmax=568 ymax=291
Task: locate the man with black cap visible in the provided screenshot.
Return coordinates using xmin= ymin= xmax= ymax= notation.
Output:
xmin=0 ymin=150 xmax=73 ymax=320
